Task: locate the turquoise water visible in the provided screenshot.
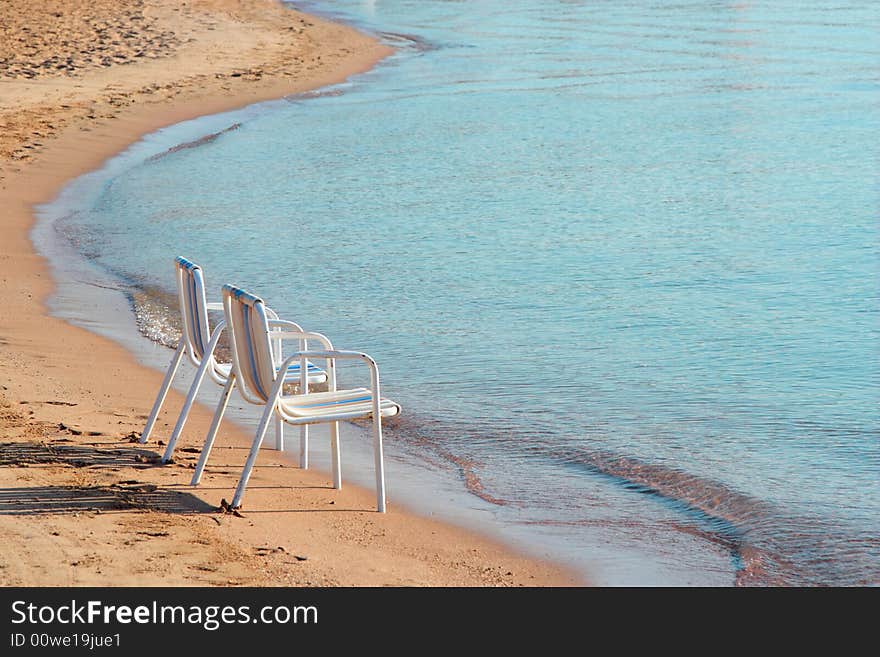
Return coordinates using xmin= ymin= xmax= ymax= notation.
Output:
xmin=45 ymin=1 xmax=879 ymax=584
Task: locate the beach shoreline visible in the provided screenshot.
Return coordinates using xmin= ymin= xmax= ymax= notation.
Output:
xmin=0 ymin=0 xmax=583 ymax=586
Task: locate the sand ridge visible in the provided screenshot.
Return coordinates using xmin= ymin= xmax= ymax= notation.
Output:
xmin=0 ymin=0 xmax=582 ymax=586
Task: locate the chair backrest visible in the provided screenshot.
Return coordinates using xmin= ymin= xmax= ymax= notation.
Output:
xmin=222 ymin=284 xmax=276 ymax=404
xmin=175 ymin=257 xmax=212 ymax=363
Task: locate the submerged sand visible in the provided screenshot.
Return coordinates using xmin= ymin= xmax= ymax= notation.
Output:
xmin=0 ymin=0 xmax=581 ymax=586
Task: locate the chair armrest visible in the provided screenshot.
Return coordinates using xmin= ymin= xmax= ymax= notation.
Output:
xmin=271 ymin=330 xmax=334 ymax=351
xmin=266 ymin=350 xmax=383 ymax=406
xmin=282 ymin=350 xmax=381 ymax=394
xmin=265 ymin=321 xmax=326 ymax=371
xmin=267 ymin=318 xmax=304 ymax=333
xmin=205 ymin=302 xmax=224 ymax=311
xmin=291 ymin=350 xmax=374 ymax=364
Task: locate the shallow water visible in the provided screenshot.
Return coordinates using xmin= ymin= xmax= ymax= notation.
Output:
xmin=37 ymin=0 xmax=879 ymax=584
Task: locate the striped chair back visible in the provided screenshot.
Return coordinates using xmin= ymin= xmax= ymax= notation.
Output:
xmin=222 ymin=284 xmax=276 ymax=403
xmin=175 ymin=257 xmax=211 ymax=362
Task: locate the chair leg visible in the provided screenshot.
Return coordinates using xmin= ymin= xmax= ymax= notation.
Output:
xmin=299 ymin=425 xmax=309 ymax=469
xmin=191 ymin=375 xmax=236 ymax=486
xmin=373 ymin=414 xmax=386 ymax=513
xmin=162 ymin=353 xmax=213 ymax=463
xmin=231 ymin=401 xmax=278 ymax=509
xmin=330 ymin=421 xmax=341 ymax=490
xmin=140 ymin=338 xmax=185 ymax=444
xmin=274 ymin=416 xmax=284 ymax=451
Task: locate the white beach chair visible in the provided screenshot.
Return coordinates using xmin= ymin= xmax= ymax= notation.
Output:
xmin=139 ymin=257 xmax=326 ymax=464
xmin=192 ymin=284 xmax=400 ymax=512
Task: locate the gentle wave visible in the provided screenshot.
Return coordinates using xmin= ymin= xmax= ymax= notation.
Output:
xmin=555 ymin=448 xmax=879 ymax=586
xmin=145 ymin=123 xmax=242 ymax=163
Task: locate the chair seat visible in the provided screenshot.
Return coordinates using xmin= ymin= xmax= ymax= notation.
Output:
xmin=277 ymin=388 xmax=401 ymax=421
xmin=213 ymin=360 xmax=327 ymax=384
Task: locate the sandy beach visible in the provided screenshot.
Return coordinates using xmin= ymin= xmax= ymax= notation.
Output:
xmin=0 ymin=0 xmax=581 ymax=586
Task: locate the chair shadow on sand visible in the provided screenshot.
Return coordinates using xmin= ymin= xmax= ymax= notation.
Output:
xmin=0 ymin=441 xmax=215 ymax=516
xmin=0 ymin=484 xmax=216 ymax=516
xmin=0 ymin=441 xmax=362 ymax=515
xmin=0 ymin=440 xmax=162 ymax=470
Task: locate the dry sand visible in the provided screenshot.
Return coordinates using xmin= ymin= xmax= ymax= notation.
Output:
xmin=0 ymin=0 xmax=582 ymax=586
